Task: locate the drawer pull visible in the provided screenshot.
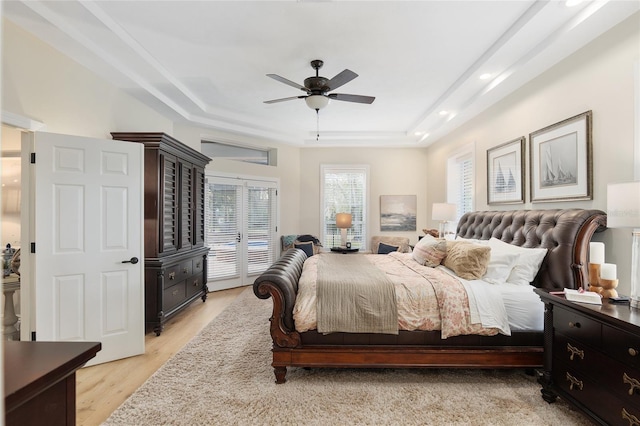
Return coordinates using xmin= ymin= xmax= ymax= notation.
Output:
xmin=172 ymin=289 xmax=179 ymax=296
xmin=183 ymin=268 xmax=189 ymax=274
xmin=622 ymin=408 xmax=640 ymax=426
xmin=623 ymin=372 xmax=640 ymax=396
xmin=566 ymin=372 xmax=583 ymax=391
xmin=568 ymin=321 xmax=581 ymax=328
xmin=169 ymin=272 xmax=176 ymax=280
xmin=196 ymin=261 xmax=201 ymax=268
xmin=630 ymin=348 xmax=639 ymax=357
xmin=566 ymin=343 xmax=584 ymax=361
xmin=193 ymin=280 xmax=199 ymax=287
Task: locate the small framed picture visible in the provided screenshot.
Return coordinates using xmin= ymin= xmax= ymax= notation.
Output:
xmin=487 ymin=137 xmax=525 ymax=205
xmin=530 ymin=111 xmax=593 ymax=202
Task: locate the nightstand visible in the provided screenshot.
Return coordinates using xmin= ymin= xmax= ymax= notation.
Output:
xmin=330 ymin=247 xmax=359 ymax=254
xmin=535 ymin=289 xmax=640 ymax=425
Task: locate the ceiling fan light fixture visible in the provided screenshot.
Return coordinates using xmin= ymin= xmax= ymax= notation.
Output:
xmin=305 ymin=95 xmax=329 ymax=110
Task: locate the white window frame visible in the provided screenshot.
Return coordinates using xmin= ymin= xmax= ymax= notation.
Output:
xmin=447 ymin=142 xmax=475 ymax=224
xmin=320 ymin=164 xmax=370 ymax=250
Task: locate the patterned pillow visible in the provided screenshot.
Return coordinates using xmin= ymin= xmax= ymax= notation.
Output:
xmin=443 ymin=241 xmax=491 ymax=280
xmin=412 ymin=235 xmax=447 ymax=267
xmin=378 ymin=242 xmax=399 ymax=254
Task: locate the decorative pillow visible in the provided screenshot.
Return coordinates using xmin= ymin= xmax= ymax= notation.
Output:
xmin=487 ymin=238 xmax=547 ymax=285
xmin=294 ymin=241 xmax=314 ymax=257
xmin=412 ymin=235 xmax=447 ymax=267
xmin=482 ymin=249 xmax=520 ymax=284
xmin=378 ymin=242 xmax=399 ymax=254
xmin=443 ymin=241 xmax=491 ymax=280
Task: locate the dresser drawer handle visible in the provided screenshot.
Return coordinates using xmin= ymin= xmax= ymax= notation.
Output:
xmin=172 ymin=289 xmax=179 ymax=296
xmin=193 ymin=280 xmax=199 ymax=287
xmin=622 ymin=408 xmax=640 ymax=426
xmin=566 ymin=372 xmax=583 ymax=391
xmin=169 ymin=272 xmax=176 ymax=280
xmin=567 ymin=343 xmax=584 ymax=361
xmin=568 ymin=321 xmax=581 ymax=328
xmin=183 ymin=268 xmax=189 ymax=274
xmin=196 ymin=261 xmax=201 ymax=268
xmin=630 ymin=348 xmax=639 ymax=357
xmin=623 ymin=372 xmax=640 ymax=396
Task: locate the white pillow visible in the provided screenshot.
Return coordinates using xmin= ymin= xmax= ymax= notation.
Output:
xmin=487 ymin=238 xmax=548 ymax=286
xmin=482 ymin=249 xmax=520 ymax=284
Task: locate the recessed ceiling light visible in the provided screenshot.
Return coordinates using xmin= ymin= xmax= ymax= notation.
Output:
xmin=479 ymin=73 xmax=492 ymax=80
xmin=439 ymin=110 xmax=448 ymax=116
xmin=414 ymin=131 xmax=423 ymax=136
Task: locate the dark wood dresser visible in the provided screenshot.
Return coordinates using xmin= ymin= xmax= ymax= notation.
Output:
xmin=4 ymin=341 xmax=101 ymax=426
xmin=535 ymin=289 xmax=640 ymax=425
xmin=111 ymin=132 xmax=211 ymax=335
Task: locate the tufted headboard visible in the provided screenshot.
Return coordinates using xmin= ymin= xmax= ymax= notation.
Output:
xmin=456 ymin=209 xmax=606 ymax=291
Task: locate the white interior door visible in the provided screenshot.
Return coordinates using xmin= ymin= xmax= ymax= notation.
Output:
xmin=22 ymin=131 xmax=144 ymax=365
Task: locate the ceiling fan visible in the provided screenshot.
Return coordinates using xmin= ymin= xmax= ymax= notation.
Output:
xmin=264 ymin=59 xmax=375 ymax=110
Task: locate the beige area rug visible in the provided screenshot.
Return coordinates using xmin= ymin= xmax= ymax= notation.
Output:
xmin=105 ymin=288 xmax=590 ymax=425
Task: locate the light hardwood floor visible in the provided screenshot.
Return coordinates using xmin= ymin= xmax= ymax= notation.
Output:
xmin=76 ymin=285 xmax=247 ymax=426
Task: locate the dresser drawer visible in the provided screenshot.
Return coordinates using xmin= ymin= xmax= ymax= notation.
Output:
xmin=604 ymin=357 xmax=640 ymax=407
xmin=553 ymin=333 xmax=608 ymax=380
xmin=163 ymin=281 xmax=186 ymax=311
xmin=554 ymin=306 xmax=601 ymax=348
xmin=603 ymin=325 xmax=640 ymax=369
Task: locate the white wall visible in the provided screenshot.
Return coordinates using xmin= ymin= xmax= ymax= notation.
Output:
xmin=2 ymin=19 xmax=173 ymax=138
xmin=300 ymin=147 xmax=429 ymax=247
xmin=425 ymin=12 xmax=640 ymax=294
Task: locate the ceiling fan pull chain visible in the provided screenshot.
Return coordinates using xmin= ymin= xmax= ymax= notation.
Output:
xmin=316 ymin=109 xmax=320 ymax=141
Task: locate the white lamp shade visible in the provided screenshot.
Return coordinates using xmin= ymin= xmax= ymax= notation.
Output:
xmin=305 ymin=95 xmax=329 ymax=110
xmin=335 ymin=213 xmax=352 ymax=229
xmin=607 ymin=181 xmax=640 ymax=228
xmin=432 ymin=203 xmax=457 ymax=221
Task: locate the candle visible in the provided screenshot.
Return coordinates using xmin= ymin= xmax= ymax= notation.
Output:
xmin=589 ymin=242 xmax=605 ymax=264
xmin=601 ymin=263 xmax=617 ymax=280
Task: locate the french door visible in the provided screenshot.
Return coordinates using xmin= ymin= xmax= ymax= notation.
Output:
xmin=205 ymin=175 xmax=278 ymax=291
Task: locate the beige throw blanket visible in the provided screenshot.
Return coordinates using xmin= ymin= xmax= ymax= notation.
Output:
xmin=316 ymin=254 xmax=398 ymax=334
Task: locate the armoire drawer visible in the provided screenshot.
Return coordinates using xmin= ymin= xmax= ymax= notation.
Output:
xmin=185 ymin=276 xmax=203 ymax=299
xmin=178 ymin=259 xmax=193 ymax=279
xmin=163 ymin=281 xmax=186 ymax=311
xmin=193 ymin=257 xmax=204 ymax=275
xmin=163 ymin=264 xmax=181 ymax=289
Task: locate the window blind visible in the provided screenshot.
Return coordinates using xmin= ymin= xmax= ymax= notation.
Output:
xmin=321 ymin=165 xmax=369 ymax=249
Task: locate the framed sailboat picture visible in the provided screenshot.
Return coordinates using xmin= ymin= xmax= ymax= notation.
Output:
xmin=487 ymin=137 xmax=525 ymax=205
xmin=530 ymin=111 xmax=592 ymax=202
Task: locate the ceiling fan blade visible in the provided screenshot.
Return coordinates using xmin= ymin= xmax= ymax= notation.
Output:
xmin=263 ymin=96 xmax=305 ymax=104
xmin=326 ymin=69 xmax=358 ymax=91
xmin=328 ymin=93 xmax=375 ymax=104
xmin=266 ymin=74 xmax=307 ymax=91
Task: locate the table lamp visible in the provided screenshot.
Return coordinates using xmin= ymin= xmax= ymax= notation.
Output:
xmin=607 ymin=181 xmax=640 ymax=308
xmin=432 ymin=203 xmax=457 ymax=239
xmin=335 ymin=213 xmax=352 ymax=247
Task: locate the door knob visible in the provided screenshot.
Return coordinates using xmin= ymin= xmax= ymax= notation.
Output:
xmin=122 ymin=257 xmax=139 ymax=264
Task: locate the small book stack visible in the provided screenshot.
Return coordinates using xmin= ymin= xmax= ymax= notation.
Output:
xmin=564 ymin=288 xmax=602 ymax=305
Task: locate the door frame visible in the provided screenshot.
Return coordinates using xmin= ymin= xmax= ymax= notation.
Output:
xmin=204 ymin=170 xmax=280 ymax=291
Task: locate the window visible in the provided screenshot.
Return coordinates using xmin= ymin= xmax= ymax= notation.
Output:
xmin=447 ymin=143 xmax=475 ymax=223
xmin=321 ymin=165 xmax=369 ymax=249
xmin=201 ymin=140 xmax=275 ymax=165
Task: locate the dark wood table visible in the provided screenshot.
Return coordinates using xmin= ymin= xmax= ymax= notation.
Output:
xmin=4 ymin=341 xmax=101 ymax=426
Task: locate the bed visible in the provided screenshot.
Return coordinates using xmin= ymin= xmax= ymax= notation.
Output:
xmin=253 ymin=209 xmax=606 ymax=383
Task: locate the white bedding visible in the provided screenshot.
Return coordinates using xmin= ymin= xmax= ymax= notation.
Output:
xmin=293 ymin=252 xmax=543 ymax=337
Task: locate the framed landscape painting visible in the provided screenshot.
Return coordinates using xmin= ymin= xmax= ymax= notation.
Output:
xmin=487 ymin=137 xmax=525 ymax=205
xmin=380 ymin=195 xmax=416 ymax=231
xmin=530 ymin=111 xmax=592 ymax=202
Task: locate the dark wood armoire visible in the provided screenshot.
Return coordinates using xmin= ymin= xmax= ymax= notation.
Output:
xmin=111 ymin=132 xmax=211 ymax=335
